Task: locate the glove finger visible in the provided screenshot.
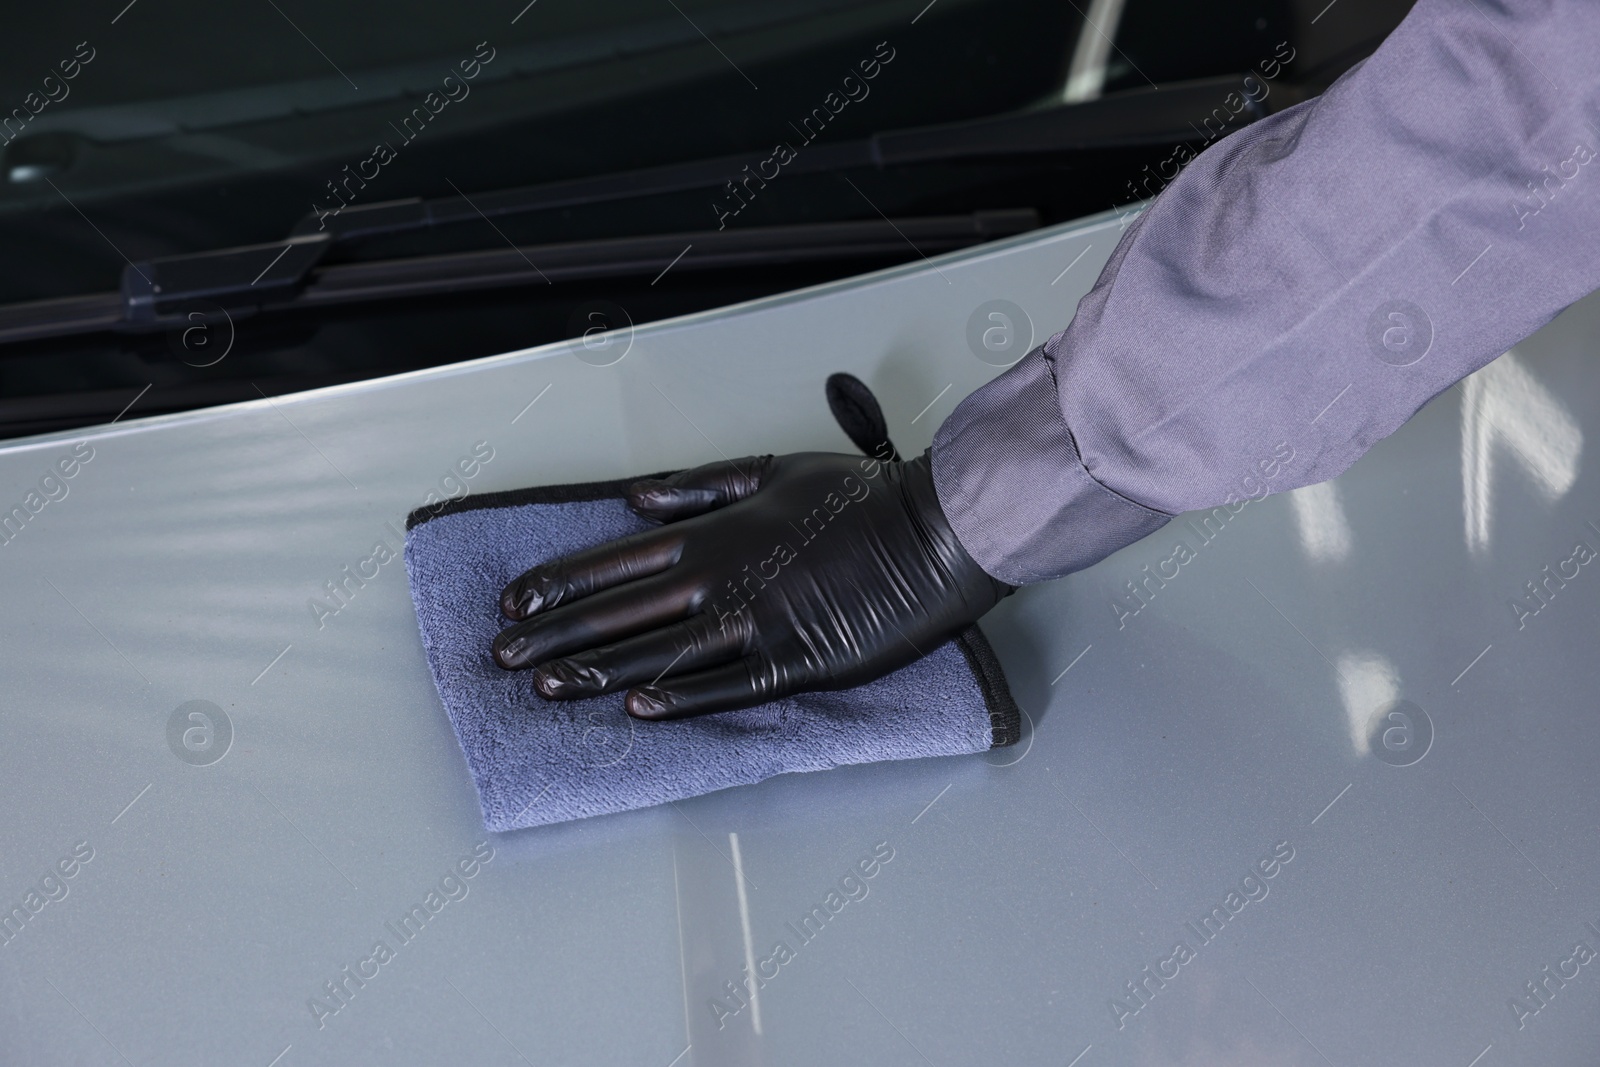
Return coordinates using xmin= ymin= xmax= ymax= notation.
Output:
xmin=625 ymin=657 xmax=787 ymax=720
xmin=501 ymin=524 xmax=682 ymax=620
xmin=627 ymin=455 xmax=772 ymax=523
xmin=494 ymin=572 xmax=692 ymax=669
xmin=532 ymin=613 xmax=747 ymax=699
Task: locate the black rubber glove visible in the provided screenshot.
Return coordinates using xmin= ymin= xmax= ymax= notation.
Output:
xmin=492 ymin=450 xmax=1013 ymax=720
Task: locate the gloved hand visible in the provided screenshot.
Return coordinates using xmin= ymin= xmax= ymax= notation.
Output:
xmin=492 ymin=450 xmax=1013 ymax=720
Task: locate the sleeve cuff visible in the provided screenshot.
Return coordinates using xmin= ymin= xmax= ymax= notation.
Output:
xmin=930 ymin=345 xmax=1172 ymax=585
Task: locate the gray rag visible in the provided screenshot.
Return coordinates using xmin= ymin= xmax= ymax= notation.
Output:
xmin=403 ymin=475 xmax=1019 ymax=832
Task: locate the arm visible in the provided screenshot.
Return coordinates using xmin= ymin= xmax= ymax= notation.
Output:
xmin=495 ymin=0 xmax=1600 ymax=718
xmin=933 ymin=0 xmax=1600 ymax=584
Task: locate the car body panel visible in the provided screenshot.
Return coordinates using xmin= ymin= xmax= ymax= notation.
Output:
xmin=1 ymin=207 xmax=1595 ymax=1065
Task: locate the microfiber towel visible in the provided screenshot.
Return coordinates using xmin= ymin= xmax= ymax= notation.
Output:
xmin=403 ymin=377 xmax=1019 ymax=832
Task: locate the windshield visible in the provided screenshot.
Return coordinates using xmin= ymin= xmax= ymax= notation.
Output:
xmin=1 ymin=0 xmax=1293 ymax=303
xmin=0 ymin=0 xmax=1416 ymax=442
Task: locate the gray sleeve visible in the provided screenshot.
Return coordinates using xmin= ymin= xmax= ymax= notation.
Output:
xmin=931 ymin=0 xmax=1600 ymax=586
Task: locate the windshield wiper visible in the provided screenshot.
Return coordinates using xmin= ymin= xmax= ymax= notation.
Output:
xmin=2 ymin=71 xmax=1282 ymax=345
xmin=0 ymin=210 xmax=1039 ymax=345
xmin=292 ymin=72 xmax=1278 ymax=245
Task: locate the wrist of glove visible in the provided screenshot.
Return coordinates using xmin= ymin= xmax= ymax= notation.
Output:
xmin=492 ymin=449 xmax=1013 ymax=720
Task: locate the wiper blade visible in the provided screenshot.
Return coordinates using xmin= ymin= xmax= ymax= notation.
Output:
xmin=296 ymin=209 xmax=1037 ymax=308
xmin=0 ymin=210 xmax=1038 ymax=345
xmin=295 ymin=72 xmax=1274 ymax=244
